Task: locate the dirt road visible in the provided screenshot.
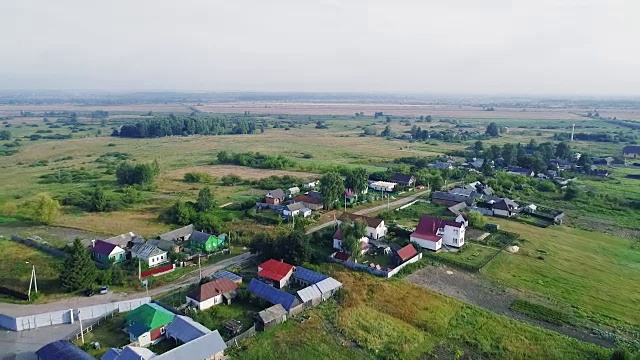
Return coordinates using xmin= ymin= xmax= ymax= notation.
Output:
xmin=405 ymin=265 xmax=613 ymax=348
xmin=0 ymin=252 xmax=255 ymax=317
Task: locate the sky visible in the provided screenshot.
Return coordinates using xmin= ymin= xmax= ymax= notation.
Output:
xmin=1 ymin=0 xmax=638 ymax=95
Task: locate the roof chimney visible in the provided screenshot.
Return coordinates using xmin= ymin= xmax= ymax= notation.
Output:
xmin=91 ymin=239 xmax=96 ymax=248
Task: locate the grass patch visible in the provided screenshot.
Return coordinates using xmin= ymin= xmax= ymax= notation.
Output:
xmin=483 ymin=220 xmax=640 ymax=328
xmin=191 ymin=300 xmax=262 ymax=339
xmin=0 ymin=238 xmax=62 ymax=298
xmin=434 ymin=243 xmax=500 ymax=268
xmin=74 ymin=314 xmax=129 ymax=358
xmin=510 ymin=298 xmax=573 ymax=326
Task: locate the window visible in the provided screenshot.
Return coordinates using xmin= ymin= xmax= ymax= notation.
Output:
xmin=160 ymin=326 xmax=166 ymax=335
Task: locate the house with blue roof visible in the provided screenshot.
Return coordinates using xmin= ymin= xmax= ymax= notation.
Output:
xmin=247 ymin=278 xmax=298 ymax=311
xmin=36 ymin=340 xmax=93 ymax=360
xmin=292 ymin=266 xmax=328 ymax=286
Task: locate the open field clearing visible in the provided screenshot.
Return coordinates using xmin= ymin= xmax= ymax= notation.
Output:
xmin=165 ymin=165 xmax=318 ymax=181
xmin=483 ymin=220 xmax=640 ymax=328
xmin=0 ymin=103 xmax=191 ymax=116
xmin=232 ymin=266 xmax=609 ymax=359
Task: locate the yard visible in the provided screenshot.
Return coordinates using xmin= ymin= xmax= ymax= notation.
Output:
xmin=483 ymin=220 xmax=640 ymax=330
xmin=378 ymin=201 xmax=449 ymax=228
xmin=0 ymin=238 xmax=63 ymax=302
xmin=190 ymin=299 xmax=263 ymax=340
xmin=73 ymin=314 xmax=130 ymax=358
xmin=433 ymin=243 xmax=500 ymax=269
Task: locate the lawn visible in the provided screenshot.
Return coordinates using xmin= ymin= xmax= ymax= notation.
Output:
xmin=230 ymin=266 xmax=610 ymax=360
xmin=483 ymin=220 xmax=640 ymax=328
xmin=191 ymin=299 xmax=263 ymax=339
xmin=359 ymin=252 xmax=393 ymax=269
xmin=434 ymin=243 xmax=500 ymax=268
xmin=0 ymin=238 xmax=63 ymax=300
xmin=378 ymin=201 xmax=450 ymax=228
xmin=73 ymin=314 xmax=130 ymax=358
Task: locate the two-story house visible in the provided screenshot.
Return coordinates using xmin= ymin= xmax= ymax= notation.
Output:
xmin=337 ymin=213 xmax=388 ymax=240
xmin=410 ymin=216 xmax=466 ymax=251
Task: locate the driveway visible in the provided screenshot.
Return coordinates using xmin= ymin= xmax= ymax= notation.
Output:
xmin=0 ymin=252 xmax=255 ymax=317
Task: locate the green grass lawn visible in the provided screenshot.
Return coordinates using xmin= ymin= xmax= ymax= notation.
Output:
xmin=0 ymin=238 xmax=63 ymax=300
xmin=359 ymin=253 xmax=393 ymax=269
xmin=434 ymin=243 xmax=500 ymax=268
xmin=191 ymin=299 xmax=263 ymax=339
xmin=230 ymin=266 xmax=611 ymax=360
xmin=483 ymin=220 xmax=640 ymax=328
xmin=73 ymin=314 xmax=129 ymax=358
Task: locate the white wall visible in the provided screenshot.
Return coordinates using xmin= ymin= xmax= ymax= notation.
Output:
xmin=333 ymin=238 xmax=342 ymax=250
xmin=410 ymin=237 xmax=441 ymax=251
xmin=366 ymin=223 xmax=387 ymax=240
xmin=147 ymin=253 xmax=168 ymax=267
xmin=187 ymin=295 xmax=223 ymax=311
xmin=442 ymin=225 xmax=465 ymax=248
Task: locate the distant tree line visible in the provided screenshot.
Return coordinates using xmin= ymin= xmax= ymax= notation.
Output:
xmin=113 ymin=114 xmax=260 ymax=138
xmin=554 ymin=132 xmax=637 ymax=144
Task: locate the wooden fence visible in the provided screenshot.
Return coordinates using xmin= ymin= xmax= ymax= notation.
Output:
xmin=225 ymin=326 xmax=256 ymax=348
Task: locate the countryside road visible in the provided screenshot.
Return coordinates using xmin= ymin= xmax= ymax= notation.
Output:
xmin=305 ymin=190 xmax=428 ymax=235
xmin=0 ymin=252 xmax=255 ymax=317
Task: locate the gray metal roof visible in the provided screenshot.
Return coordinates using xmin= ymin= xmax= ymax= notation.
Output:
xmin=153 ymin=330 xmax=227 ymax=360
xmin=212 ymin=269 xmax=242 ymax=283
xmin=257 ymin=304 xmax=287 ymax=323
xmin=297 ymin=285 xmax=322 ymax=303
xmin=158 ymin=224 xmax=194 ymax=241
xmin=286 ymin=202 xmax=306 ymax=211
xmin=166 ymin=315 xmax=211 ymax=343
xmin=104 ymin=232 xmax=143 ymax=248
xmin=112 ymin=346 xmax=156 ymax=360
xmin=146 ymin=238 xmax=177 ymax=251
xmin=314 ymin=277 xmax=342 ymax=294
xmin=36 ymin=340 xmax=94 ymax=360
xmin=190 ymin=230 xmax=213 ymax=244
xmin=132 ymin=243 xmax=165 ymax=258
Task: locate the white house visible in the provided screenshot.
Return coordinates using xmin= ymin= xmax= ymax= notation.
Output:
xmin=131 ymin=244 xmax=168 ymax=267
xmin=186 ymin=278 xmax=238 ymax=310
xmin=333 ymin=228 xmax=370 ymax=255
xmin=337 ymin=213 xmax=388 ymax=240
xmin=410 ymin=216 xmax=466 ymax=251
xmin=455 ymin=214 xmax=469 ymax=227
xmin=302 ymin=180 xmax=319 ymax=189
xmin=282 ymin=203 xmax=312 ymax=219
xmin=369 ymin=181 xmax=396 ymax=192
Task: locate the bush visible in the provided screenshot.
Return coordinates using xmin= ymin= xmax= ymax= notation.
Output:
xmin=184 ymin=172 xmax=214 ymax=183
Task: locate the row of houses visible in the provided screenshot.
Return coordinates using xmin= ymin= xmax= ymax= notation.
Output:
xmin=90 ymin=226 xmax=227 ymax=268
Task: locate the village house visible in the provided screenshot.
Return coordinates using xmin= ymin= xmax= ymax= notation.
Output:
xmin=146 ymin=238 xmax=181 ymax=253
xmin=37 ymin=340 xmax=94 ymax=360
xmin=623 ymin=145 xmax=640 ymax=158
xmin=282 ymin=202 xmax=312 ymax=219
xmin=158 ymin=224 xmax=194 ymax=243
xmin=264 ymin=189 xmax=286 ymax=205
xmin=337 ymin=213 xmax=388 ymax=240
xmin=131 ymin=244 xmax=168 ymax=268
xmin=428 ymin=161 xmax=454 ymax=170
xmin=186 ymin=278 xmax=238 ymax=310
xmin=410 ymin=215 xmax=466 ymax=251
xmin=287 ymin=186 xmax=300 ymax=197
xmin=302 ymin=180 xmax=319 ymax=189
xmin=332 ymin=228 xmax=370 ymax=255
xmin=103 ymin=232 xmax=145 ymax=249
xmin=431 ymin=191 xmax=474 ymax=206
xmin=293 ymin=194 xmax=323 ymax=210
xmin=492 ymin=199 xmax=520 ymax=218
xmin=465 ymin=181 xmax=494 ymax=196
xmin=125 ymin=303 xmax=175 ymax=347
xmin=390 ymin=173 xmax=416 ymax=187
xmin=507 ymin=167 xmax=535 ymax=177
xmin=257 ymin=259 xmax=295 ymax=288
xmin=91 ymin=239 xmax=126 ymax=266
xmin=188 ymin=231 xmax=225 ymax=253
xmin=369 ymin=180 xmax=396 ymax=192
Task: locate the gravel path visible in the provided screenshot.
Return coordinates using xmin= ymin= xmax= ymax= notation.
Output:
xmin=405 ymin=265 xmax=614 ymax=348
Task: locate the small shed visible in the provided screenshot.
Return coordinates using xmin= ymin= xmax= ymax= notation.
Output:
xmin=255 ymin=304 xmax=287 ymax=331
xmin=524 ymin=204 xmax=538 ymax=213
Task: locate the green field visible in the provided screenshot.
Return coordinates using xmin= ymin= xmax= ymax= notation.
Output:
xmin=434 ymin=243 xmax=500 ymax=268
xmin=230 ymin=266 xmax=610 ymax=360
xmin=0 ymin=238 xmax=63 ymax=300
xmin=483 ymin=220 xmax=640 ymax=328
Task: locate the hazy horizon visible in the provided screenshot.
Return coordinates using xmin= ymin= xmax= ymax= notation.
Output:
xmin=1 ymin=0 xmax=638 ymax=96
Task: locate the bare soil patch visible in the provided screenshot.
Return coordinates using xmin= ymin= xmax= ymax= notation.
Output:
xmin=165 ymin=165 xmax=319 ymax=181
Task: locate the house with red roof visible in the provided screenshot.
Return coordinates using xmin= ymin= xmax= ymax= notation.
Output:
xmin=394 ymin=244 xmax=418 ymax=265
xmin=91 ymin=239 xmax=126 ymax=266
xmin=410 ymin=216 xmax=466 ymax=251
xmin=333 ymin=228 xmax=369 ymax=255
xmin=257 ymin=259 xmax=295 ymax=289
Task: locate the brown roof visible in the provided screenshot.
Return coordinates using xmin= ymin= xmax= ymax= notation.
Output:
xmin=338 ymin=213 xmax=383 ymax=228
xmin=411 ymin=215 xmax=463 ymax=241
xmin=333 ymin=228 xmax=344 ymax=241
xmin=294 ymin=195 xmax=322 ymax=205
xmin=188 ymin=278 xmax=238 ymax=302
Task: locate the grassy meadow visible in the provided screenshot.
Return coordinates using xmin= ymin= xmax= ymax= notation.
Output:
xmin=230 ymin=266 xmax=610 ymax=360
xmin=483 ymin=220 xmax=640 ymax=328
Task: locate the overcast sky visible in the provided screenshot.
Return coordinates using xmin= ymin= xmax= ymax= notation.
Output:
xmin=1 ymin=0 xmax=638 ymax=95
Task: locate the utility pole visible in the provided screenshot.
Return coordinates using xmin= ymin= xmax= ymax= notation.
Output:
xmin=571 ymin=123 xmax=575 ymax=141
xmin=79 ymin=310 xmax=85 ymax=344
xmin=32 ymin=266 xmax=37 ymax=293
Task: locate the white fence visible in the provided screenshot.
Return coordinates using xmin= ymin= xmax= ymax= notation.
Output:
xmin=1 ymin=297 xmax=151 ymax=331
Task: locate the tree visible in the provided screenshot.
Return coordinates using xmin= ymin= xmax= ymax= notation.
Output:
xmin=473 ymin=140 xmax=484 ymax=153
xmin=342 ymin=220 xmax=366 ymax=261
xmin=480 ymin=156 xmax=493 ymax=176
xmin=564 ymin=185 xmax=580 ymax=200
xmin=196 ymin=187 xmax=215 ymax=212
xmin=485 ymin=122 xmax=499 ymax=137
xmin=344 ymin=168 xmax=368 ymax=195
xmin=60 ymin=239 xmax=97 ymax=292
xmin=555 ymin=142 xmax=572 ymax=160
xmin=467 ymin=211 xmax=486 ymax=228
xmin=0 ymin=130 xmax=11 ymax=140
xmin=501 ymin=143 xmax=517 ymax=166
xmin=115 ymin=161 xmax=159 ymax=186
xmin=319 ymin=172 xmax=344 ymax=209
xmin=380 ymin=125 xmax=393 ymax=137
xmin=23 ymin=193 xmax=60 ymax=225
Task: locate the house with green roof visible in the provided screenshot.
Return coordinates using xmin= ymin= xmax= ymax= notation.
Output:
xmin=125 ymin=303 xmax=175 ymax=347
xmin=188 ymin=231 xmax=226 ymax=253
